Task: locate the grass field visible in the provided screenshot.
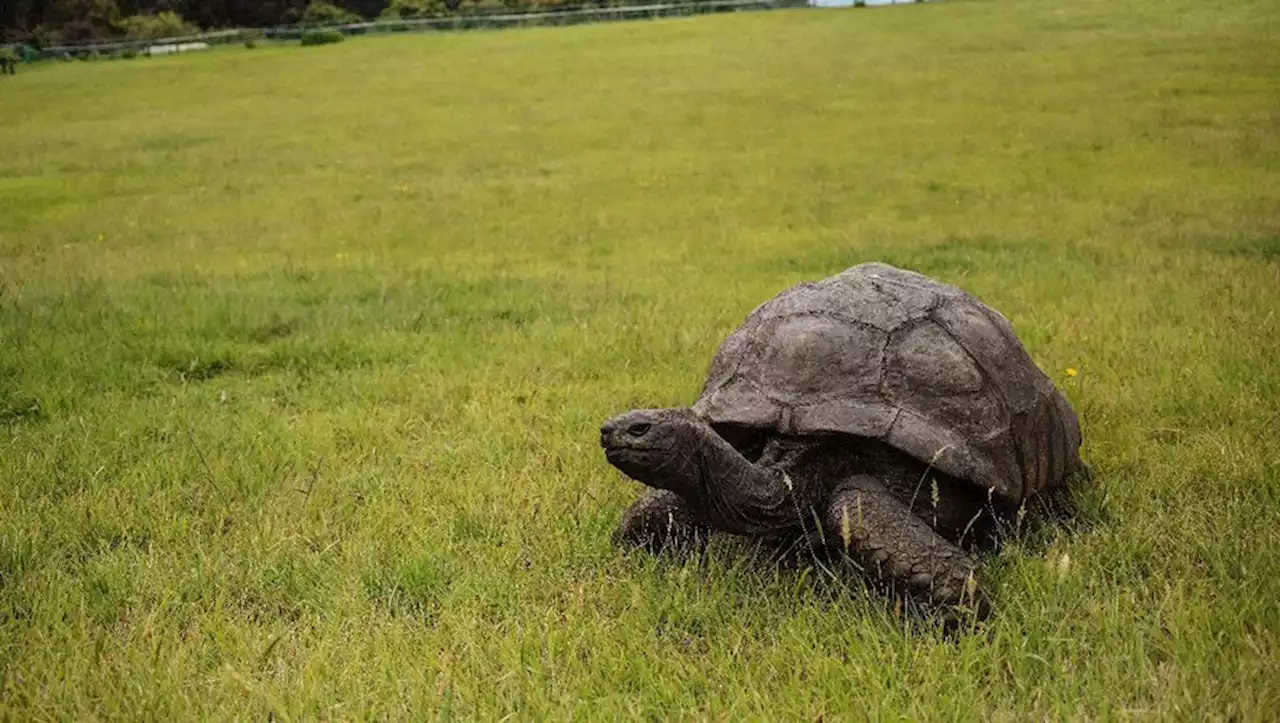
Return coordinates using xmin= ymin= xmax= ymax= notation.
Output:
xmin=2 ymin=0 xmax=1279 ymax=718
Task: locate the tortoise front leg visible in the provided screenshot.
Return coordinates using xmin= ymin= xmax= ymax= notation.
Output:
xmin=613 ymin=489 xmax=710 ymax=554
xmin=824 ymin=475 xmax=991 ymax=621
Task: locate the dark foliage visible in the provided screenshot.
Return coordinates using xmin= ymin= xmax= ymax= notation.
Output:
xmin=299 ymin=27 xmax=344 ymax=44
xmin=1 ymin=0 xmax=696 ymax=43
xmin=1 ymin=0 xmax=385 ymax=42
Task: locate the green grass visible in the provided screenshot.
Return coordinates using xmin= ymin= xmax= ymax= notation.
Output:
xmin=2 ymin=0 xmax=1279 ymax=718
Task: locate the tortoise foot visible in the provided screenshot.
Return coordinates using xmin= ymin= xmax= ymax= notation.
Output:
xmin=613 ymin=489 xmax=709 ymax=554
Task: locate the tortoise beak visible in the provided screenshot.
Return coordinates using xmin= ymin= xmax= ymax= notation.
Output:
xmin=600 ymin=420 xmax=619 ymax=449
xmin=600 ymin=412 xmax=645 ymax=450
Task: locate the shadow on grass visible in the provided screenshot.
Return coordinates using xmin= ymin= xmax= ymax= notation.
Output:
xmin=610 ymin=469 xmax=1111 ymax=638
xmin=0 ymin=396 xmax=44 ymax=425
xmin=1225 ymin=235 xmax=1280 ymax=262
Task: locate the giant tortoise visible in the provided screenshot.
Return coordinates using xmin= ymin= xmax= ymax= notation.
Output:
xmin=600 ymin=262 xmax=1086 ymax=620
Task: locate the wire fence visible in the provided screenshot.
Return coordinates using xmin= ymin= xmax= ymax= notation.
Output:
xmin=33 ymin=0 xmax=808 ymax=59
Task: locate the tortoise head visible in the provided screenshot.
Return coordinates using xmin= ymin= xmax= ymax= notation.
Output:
xmin=600 ymin=408 xmax=710 ymax=499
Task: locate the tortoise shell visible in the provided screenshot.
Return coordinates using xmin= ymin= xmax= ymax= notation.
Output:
xmin=692 ymin=263 xmax=1084 ymax=505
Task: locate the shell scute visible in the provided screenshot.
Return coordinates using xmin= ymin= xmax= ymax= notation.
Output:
xmin=695 ymin=263 xmax=1083 ymax=503
xmin=883 ymin=322 xmax=986 ymax=398
xmin=930 ymin=299 xmax=1044 ymax=414
xmin=746 ymin=315 xmax=886 ymax=405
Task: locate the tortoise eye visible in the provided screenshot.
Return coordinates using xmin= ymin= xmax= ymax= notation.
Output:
xmin=627 ymin=422 xmax=651 ymax=437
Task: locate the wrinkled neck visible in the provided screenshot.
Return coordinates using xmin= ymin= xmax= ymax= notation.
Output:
xmin=693 ymin=432 xmax=806 ymax=536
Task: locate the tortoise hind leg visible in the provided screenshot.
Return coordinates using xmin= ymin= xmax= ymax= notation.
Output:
xmin=824 ymin=474 xmax=991 ymax=622
xmin=613 ymin=489 xmax=710 ymax=554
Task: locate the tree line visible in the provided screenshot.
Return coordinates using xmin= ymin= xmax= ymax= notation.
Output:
xmin=1 ymin=0 xmax=643 ymax=44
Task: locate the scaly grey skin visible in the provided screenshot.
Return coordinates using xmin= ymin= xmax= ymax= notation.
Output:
xmin=601 ymin=409 xmax=810 ymax=537
xmin=601 ymin=408 xmax=992 ymax=618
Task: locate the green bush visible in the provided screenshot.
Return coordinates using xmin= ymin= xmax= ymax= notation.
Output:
xmin=119 ymin=11 xmax=198 ymax=40
xmin=243 ymin=29 xmax=265 ymax=48
xmin=380 ymin=0 xmax=450 ymax=19
xmin=301 ymin=2 xmax=361 ymax=26
xmin=300 ymin=29 xmax=346 ymax=46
